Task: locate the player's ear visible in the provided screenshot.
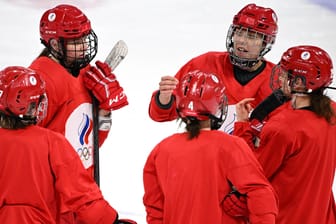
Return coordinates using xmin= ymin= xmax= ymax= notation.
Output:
xmin=49 ymin=39 xmax=59 ymax=50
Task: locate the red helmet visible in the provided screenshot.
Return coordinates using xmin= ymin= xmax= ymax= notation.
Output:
xmin=176 ymin=70 xmax=227 ymax=129
xmin=271 ymin=45 xmax=334 ymax=93
xmin=226 ymin=4 xmax=278 ymax=69
xmin=39 ymin=4 xmax=97 ymax=75
xmin=40 ymin=4 xmax=92 ymax=44
xmin=0 ymin=66 xmax=47 ymax=122
xmin=233 ymin=4 xmax=278 ymax=38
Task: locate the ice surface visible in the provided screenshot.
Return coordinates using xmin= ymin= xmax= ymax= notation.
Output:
xmin=0 ymin=0 xmax=335 ymax=222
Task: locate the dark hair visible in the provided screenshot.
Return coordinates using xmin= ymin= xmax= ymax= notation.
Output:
xmin=179 ymin=117 xmax=201 ymax=140
xmin=0 ymin=112 xmax=35 ymax=129
xmin=310 ymin=89 xmax=336 ymax=124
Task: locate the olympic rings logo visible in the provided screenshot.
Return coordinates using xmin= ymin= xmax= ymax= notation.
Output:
xmin=77 ymin=146 xmax=92 ymax=161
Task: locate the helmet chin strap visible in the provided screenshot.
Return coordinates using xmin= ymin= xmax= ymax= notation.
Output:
xmin=20 ymin=116 xmax=38 ymax=125
xmin=4 ymin=109 xmax=38 ymax=125
xmin=291 ymin=91 xmax=309 ymax=96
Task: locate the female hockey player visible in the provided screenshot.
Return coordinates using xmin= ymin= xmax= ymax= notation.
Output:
xmin=29 ymin=5 xmax=129 ymax=223
xmin=234 ymin=45 xmax=336 ymax=223
xmin=29 ymin=4 xmax=128 ymax=178
xmin=0 ymin=66 xmax=136 ymax=224
xmin=148 ymin=3 xmax=278 ymax=134
xmin=143 ymin=71 xmax=278 ymax=224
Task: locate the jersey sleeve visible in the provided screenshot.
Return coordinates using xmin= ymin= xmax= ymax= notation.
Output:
xmin=233 ymin=121 xmax=260 ymax=150
xmin=97 ymin=113 xmax=112 ymax=146
xmin=48 ymin=132 xmax=118 ymax=223
xmin=148 ymin=53 xmax=207 ymax=122
xmin=225 ymin=137 xmax=278 ymax=223
xmin=148 ymin=90 xmax=178 ymax=122
xmin=98 ymin=129 xmax=109 ymax=147
xmin=143 ymin=145 xmax=164 ymax=223
xmin=255 ymin=119 xmax=293 ymax=179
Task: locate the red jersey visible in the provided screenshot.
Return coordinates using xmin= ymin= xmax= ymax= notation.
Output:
xmin=143 ymin=130 xmax=278 ymax=224
xmin=0 ymin=125 xmax=117 ymax=224
xmin=148 ymin=51 xmax=274 ymax=134
xmin=30 ymin=57 xmax=109 ymax=172
xmin=236 ymin=102 xmax=336 ymax=223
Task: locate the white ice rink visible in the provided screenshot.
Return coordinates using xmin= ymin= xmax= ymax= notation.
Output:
xmin=1 ymin=0 xmax=335 ymax=222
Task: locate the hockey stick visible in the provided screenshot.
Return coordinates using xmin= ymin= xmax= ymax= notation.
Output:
xmin=92 ymin=40 xmax=128 ymax=186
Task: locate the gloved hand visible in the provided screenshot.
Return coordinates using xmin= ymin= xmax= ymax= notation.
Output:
xmin=84 ymin=60 xmax=128 ymax=111
xmin=223 ymin=188 xmax=248 ymax=218
xmin=114 ymin=218 xmax=137 ymax=224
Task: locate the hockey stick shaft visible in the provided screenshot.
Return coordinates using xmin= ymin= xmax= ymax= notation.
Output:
xmin=92 ymin=40 xmax=128 ymax=186
xmin=92 ymin=95 xmax=100 ymax=186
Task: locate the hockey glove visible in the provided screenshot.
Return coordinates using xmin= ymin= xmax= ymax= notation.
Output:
xmin=114 ymin=218 xmax=137 ymax=224
xmin=84 ymin=61 xmax=128 ymax=111
xmin=223 ymin=187 xmax=248 ymax=218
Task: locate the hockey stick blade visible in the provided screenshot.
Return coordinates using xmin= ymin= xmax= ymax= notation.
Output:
xmin=104 ymin=40 xmax=128 ymax=71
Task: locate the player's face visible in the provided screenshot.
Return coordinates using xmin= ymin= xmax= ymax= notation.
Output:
xmin=290 ymin=76 xmax=306 ymax=93
xmin=65 ymin=36 xmax=90 ymax=61
xmin=24 ymin=94 xmax=47 ymax=124
xmin=36 ymin=94 xmax=48 ymax=123
xmin=232 ymin=27 xmax=264 ymax=59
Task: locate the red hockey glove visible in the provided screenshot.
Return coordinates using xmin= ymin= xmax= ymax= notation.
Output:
xmin=223 ymin=189 xmax=248 ymax=218
xmin=115 ymin=218 xmax=137 ymax=224
xmin=84 ymin=60 xmax=128 ymax=111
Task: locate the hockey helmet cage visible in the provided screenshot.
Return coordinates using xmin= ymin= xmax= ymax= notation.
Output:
xmin=0 ymin=66 xmax=47 ymax=122
xmin=226 ymin=4 xmax=278 ymax=69
xmin=39 ymin=4 xmax=98 ymax=75
xmin=176 ymin=70 xmax=228 ymax=129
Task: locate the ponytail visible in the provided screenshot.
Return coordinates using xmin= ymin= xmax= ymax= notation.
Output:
xmin=179 ymin=117 xmax=201 ymax=139
xmin=310 ymin=89 xmax=336 ymax=124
